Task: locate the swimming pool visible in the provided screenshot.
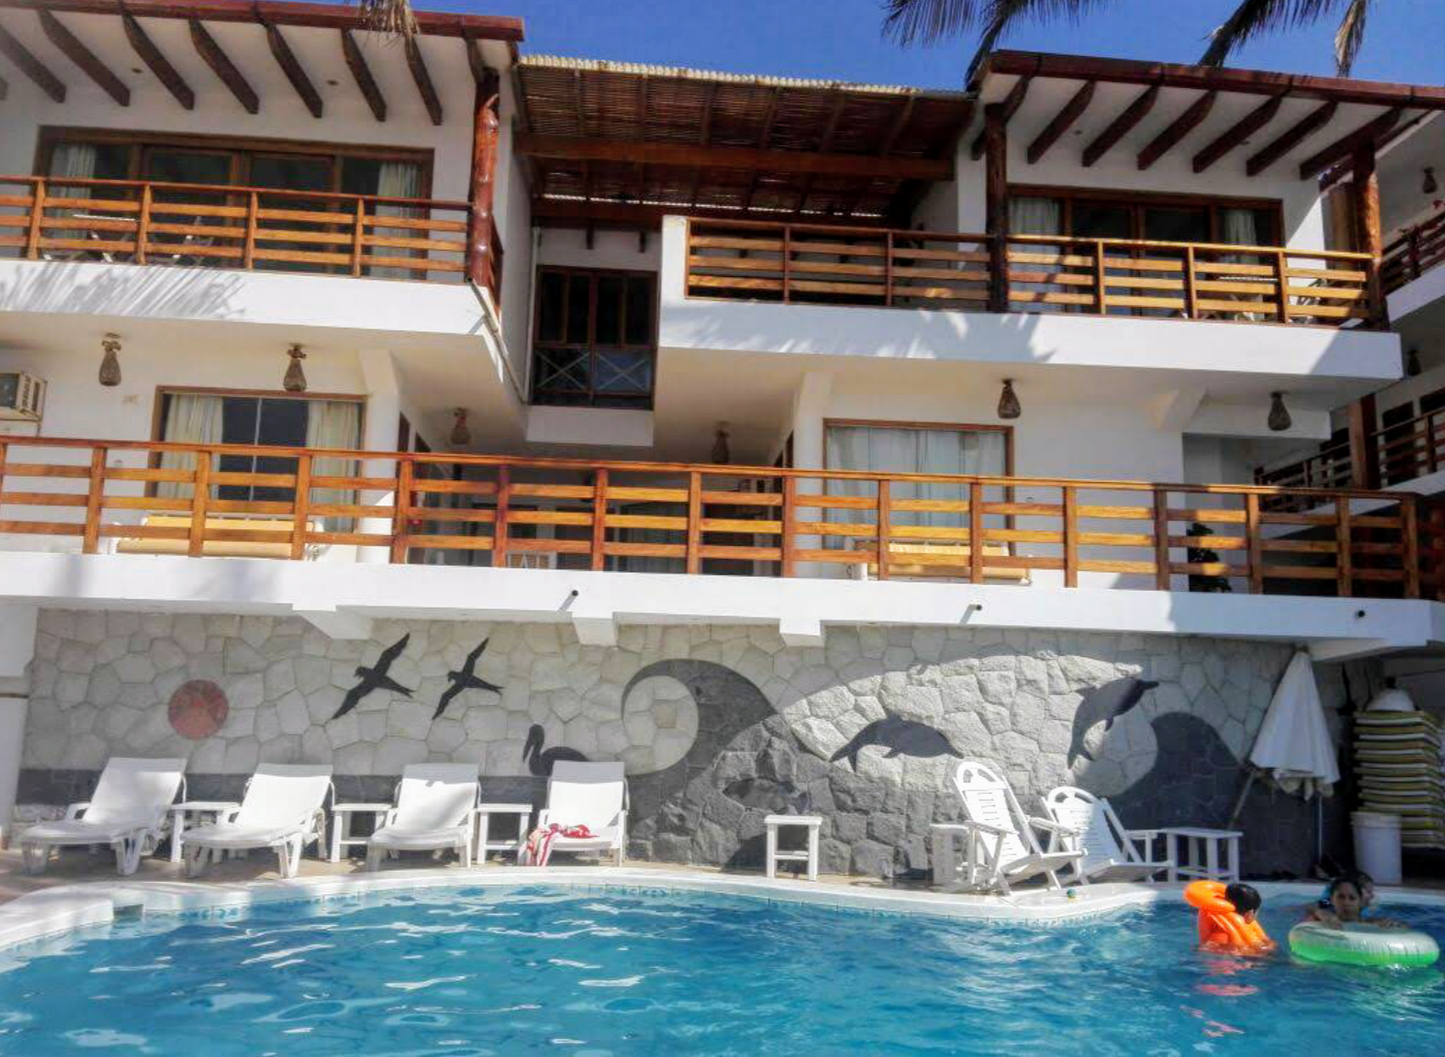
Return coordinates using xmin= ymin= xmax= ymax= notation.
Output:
xmin=1 ymin=885 xmax=1441 ymax=1055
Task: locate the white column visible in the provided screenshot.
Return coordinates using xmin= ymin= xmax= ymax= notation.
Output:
xmin=357 ymin=349 xmax=402 ymax=565
xmin=791 ymin=371 xmax=833 ymax=578
xmin=0 ymin=605 xmax=37 ymax=847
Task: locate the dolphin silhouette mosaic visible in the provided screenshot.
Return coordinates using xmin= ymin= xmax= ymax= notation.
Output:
xmin=330 ymin=634 xmax=414 ymax=720
xmin=522 ymin=723 xmax=590 ymax=776
xmin=1066 ymin=677 xmax=1159 ymax=766
xmin=830 ymin=713 xmax=962 ymax=770
xmin=434 ymin=639 xmax=504 ymax=719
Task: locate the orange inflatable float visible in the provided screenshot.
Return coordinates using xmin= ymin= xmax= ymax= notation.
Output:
xmin=1184 ymin=881 xmax=1275 ymax=955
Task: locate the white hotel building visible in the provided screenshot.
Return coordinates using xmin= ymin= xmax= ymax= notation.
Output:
xmin=0 ymin=0 xmax=1442 ymax=877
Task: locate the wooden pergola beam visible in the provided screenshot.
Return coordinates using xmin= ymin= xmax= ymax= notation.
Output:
xmin=742 ymin=86 xmax=782 ymax=211
xmin=262 ymin=22 xmax=320 ymax=118
xmin=38 ymin=9 xmax=127 ymax=105
xmin=1026 ymin=80 xmax=1094 ymax=164
xmin=1246 ymin=100 xmax=1336 ymax=176
xmin=403 ymin=37 xmax=442 ymax=126
xmin=1297 ymin=106 xmax=1404 ymax=179
xmin=689 ymin=82 xmax=717 ymax=207
xmin=340 ymin=29 xmax=383 ymax=121
xmin=1082 ymin=84 xmax=1157 ymax=167
xmin=122 ymin=10 xmax=192 ymax=109
xmin=879 ymin=95 xmax=916 ymax=157
xmin=464 ymin=34 xmax=488 ymax=85
xmin=1192 ymin=92 xmax=1283 ymax=173
xmin=188 ymin=18 xmax=257 ymax=114
xmin=971 ymin=75 xmax=1029 ymax=160
xmin=1137 ymin=90 xmax=1215 ymax=169
xmin=531 ymin=196 xmax=860 ymax=229
xmin=0 ymin=22 xmax=64 ymax=102
xmin=516 ymin=134 xmax=953 ymax=181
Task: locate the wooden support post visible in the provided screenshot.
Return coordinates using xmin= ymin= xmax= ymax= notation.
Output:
xmin=1092 ymin=239 xmax=1107 ymax=315
xmin=290 ymin=453 xmax=311 ymax=561
xmin=591 ymin=468 xmax=609 ymax=571
xmin=884 ymin=231 xmax=894 ymax=307
xmin=1351 ymin=143 xmax=1387 ymax=329
xmin=969 ymin=481 xmax=985 ymax=584
xmin=390 ymin=458 xmax=413 ymax=564
xmin=24 ymin=178 xmax=44 ymax=259
xmin=1429 ymin=411 xmax=1441 ymax=476
xmin=491 ymin=463 xmax=510 ymax=569
xmin=1402 ymin=494 xmax=1421 ymax=600
xmin=1273 ymin=249 xmax=1289 ymax=322
xmin=1062 ymin=486 xmax=1078 ymax=587
xmin=187 ymin=451 xmax=211 ymax=558
xmin=686 ymin=471 xmax=702 ymax=575
xmin=350 ymin=197 xmax=365 ymax=277
xmin=983 ymin=103 xmax=1010 ymax=314
xmin=135 ymin=184 xmax=152 ymax=265
xmin=1182 ymin=245 xmax=1198 ymax=319
xmin=0 ymin=441 xmax=8 ymax=522
xmin=781 ymin=475 xmax=797 ymax=578
xmin=782 ymin=225 xmax=792 ymax=304
xmin=1153 ymin=487 xmax=1171 ymax=590
xmin=242 ymin=191 xmax=258 ymax=269
xmin=1245 ymin=493 xmax=1263 ymax=594
xmin=466 ymin=70 xmax=501 ymax=294
xmin=876 ymin=479 xmax=891 ymax=581
xmin=1348 ymin=394 xmax=1380 ymax=490
xmin=1336 ymin=498 xmax=1353 ymax=597
xmin=81 ymin=447 xmax=106 ymax=555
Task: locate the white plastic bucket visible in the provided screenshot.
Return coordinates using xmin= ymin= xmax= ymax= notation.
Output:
xmin=1352 ymin=811 xmax=1403 ymax=885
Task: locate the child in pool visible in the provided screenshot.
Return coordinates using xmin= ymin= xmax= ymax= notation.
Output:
xmin=1200 ymin=883 xmax=1276 ymax=955
xmin=1303 ymin=873 xmax=1404 ymax=929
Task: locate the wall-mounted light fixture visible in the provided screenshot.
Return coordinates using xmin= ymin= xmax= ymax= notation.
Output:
xmin=997 ymin=379 xmax=1021 ymax=420
xmin=1268 ymin=391 xmax=1292 ymax=432
xmin=1425 ymin=167 xmax=1439 ymax=196
xmin=712 ymin=422 xmax=731 ymax=465
xmin=283 ymin=344 xmax=308 ymax=393
xmin=450 ymin=408 xmax=471 ymax=448
xmin=98 ymin=333 xmax=122 ymax=387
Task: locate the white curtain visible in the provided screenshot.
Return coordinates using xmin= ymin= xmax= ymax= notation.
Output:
xmin=824 ymin=425 xmax=1008 ymax=548
xmin=305 ymin=400 xmax=362 ymax=530
xmin=48 ymin=143 xmax=98 ymax=245
xmin=157 ymin=394 xmax=224 ymax=499
xmin=372 ymin=161 xmax=423 ymax=280
xmin=1220 ymin=208 xmax=1266 ymax=318
xmin=1010 ymin=197 xmax=1065 ymax=310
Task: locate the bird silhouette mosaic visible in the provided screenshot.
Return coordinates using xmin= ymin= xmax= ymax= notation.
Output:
xmin=331 ymin=634 xmax=414 ymax=720
xmin=522 ymin=724 xmax=589 ymax=776
xmin=435 ymin=639 xmax=504 ymax=719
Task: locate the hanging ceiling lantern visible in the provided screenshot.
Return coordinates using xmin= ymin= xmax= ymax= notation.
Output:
xmin=1425 ymin=167 xmax=1439 ymax=196
xmin=997 ymin=379 xmax=1021 ymax=420
xmin=283 ymin=344 xmax=307 ymax=393
xmin=1268 ymin=391 xmax=1292 ymax=432
xmin=1407 ymin=348 xmax=1423 ymax=377
xmin=450 ymin=408 xmax=471 ymax=448
xmin=711 ymin=422 xmax=731 ymax=465
xmin=98 ymin=333 xmax=122 ymax=387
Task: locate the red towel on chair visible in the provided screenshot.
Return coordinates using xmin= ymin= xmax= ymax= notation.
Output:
xmin=518 ymin=824 xmax=595 ymax=866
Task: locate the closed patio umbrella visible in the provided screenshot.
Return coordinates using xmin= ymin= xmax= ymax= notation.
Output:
xmin=1227 ymin=651 xmax=1340 ymax=833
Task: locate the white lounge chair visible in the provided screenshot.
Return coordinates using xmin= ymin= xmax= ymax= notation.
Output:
xmin=1042 ymin=786 xmax=1172 ymax=884
xmin=535 ymin=761 xmax=628 ymax=866
xmin=933 ymin=760 xmax=1083 ymax=894
xmin=365 ymin=763 xmax=480 ymax=871
xmin=181 ymin=764 xmax=333 ymax=879
xmin=19 ymin=757 xmax=186 ymax=876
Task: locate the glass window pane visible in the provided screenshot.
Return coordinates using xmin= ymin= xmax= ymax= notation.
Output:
xmin=625 ymin=277 xmax=653 ymax=345
xmin=1070 ymin=202 xmax=1132 ymax=239
xmin=217 ymin=397 xmax=259 ymax=501
xmin=537 ymin=272 xmax=566 ymax=343
xmin=566 ymin=274 xmax=590 ymax=344
xmin=254 ymin=399 xmax=308 ymax=502
xmin=595 ymin=276 xmax=624 ymax=346
xmin=145 ymin=150 xmax=233 ymax=186
xmin=340 ymin=157 xmax=384 ymax=196
xmin=248 ymin=155 xmax=333 ymax=192
xmin=1144 ymin=207 xmax=1209 ymax=243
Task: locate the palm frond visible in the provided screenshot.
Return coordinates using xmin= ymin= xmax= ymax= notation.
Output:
xmin=1200 ymin=0 xmax=1345 ymax=67
xmin=1333 ymin=0 xmax=1373 ymax=75
xmin=355 ymin=0 xmax=417 ymax=40
xmin=882 ymin=0 xmax=989 ymax=45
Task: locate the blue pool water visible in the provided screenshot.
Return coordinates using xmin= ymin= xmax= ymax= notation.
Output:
xmin=0 ymin=886 xmax=1442 ymax=1055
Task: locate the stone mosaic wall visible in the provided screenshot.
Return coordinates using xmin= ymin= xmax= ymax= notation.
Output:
xmin=22 ymin=609 xmax=1339 ymax=877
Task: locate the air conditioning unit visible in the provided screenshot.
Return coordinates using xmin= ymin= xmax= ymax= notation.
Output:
xmin=0 ymin=373 xmax=45 ymax=421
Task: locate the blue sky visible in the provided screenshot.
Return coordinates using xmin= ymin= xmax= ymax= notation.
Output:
xmin=403 ymin=0 xmax=1442 ymax=88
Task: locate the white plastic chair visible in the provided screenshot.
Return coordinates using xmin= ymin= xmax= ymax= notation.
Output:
xmin=535 ymin=761 xmax=628 ymax=866
xmin=19 ymin=757 xmax=186 ymax=876
xmin=365 ymin=763 xmax=480 ymax=871
xmin=1042 ymin=786 xmax=1172 ymax=884
xmin=181 ymin=764 xmax=333 ymax=879
xmin=934 ymin=760 xmax=1082 ymax=894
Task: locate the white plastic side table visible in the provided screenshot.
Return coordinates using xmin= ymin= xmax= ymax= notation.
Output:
xmin=764 ymin=814 xmax=823 ymax=881
xmin=1161 ymin=827 xmax=1242 ymax=882
xmin=476 ymin=802 xmax=533 ymax=861
xmin=168 ymin=801 xmax=240 ymax=864
xmin=329 ymin=802 xmax=393 ymax=862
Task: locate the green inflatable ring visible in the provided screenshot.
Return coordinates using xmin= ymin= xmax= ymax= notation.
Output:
xmin=1289 ymin=922 xmax=1440 ymax=969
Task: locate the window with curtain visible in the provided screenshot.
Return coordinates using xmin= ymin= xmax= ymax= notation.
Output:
xmin=823 ymin=423 xmax=1010 ymax=544
xmin=156 ymin=392 xmax=362 ymax=527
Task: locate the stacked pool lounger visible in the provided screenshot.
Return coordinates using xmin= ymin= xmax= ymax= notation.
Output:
xmin=1354 ymin=710 xmax=1445 ymax=851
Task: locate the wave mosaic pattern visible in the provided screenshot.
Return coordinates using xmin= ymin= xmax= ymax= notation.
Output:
xmin=22 ymin=610 xmax=1323 ymax=875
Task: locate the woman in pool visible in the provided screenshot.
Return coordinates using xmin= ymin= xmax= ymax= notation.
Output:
xmin=1303 ymin=873 xmax=1404 ymax=929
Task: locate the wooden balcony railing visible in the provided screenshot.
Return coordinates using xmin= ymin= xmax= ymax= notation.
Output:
xmin=0 ymin=175 xmax=498 ymax=296
xmin=1382 ymin=205 xmax=1445 ymax=293
xmin=1258 ymin=407 xmax=1445 ymax=500
xmin=0 ymin=436 xmax=1435 ymax=601
xmin=685 ymin=218 xmax=1382 ymax=329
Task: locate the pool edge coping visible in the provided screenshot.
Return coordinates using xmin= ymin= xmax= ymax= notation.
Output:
xmin=2 ymin=869 xmax=1443 ymax=955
